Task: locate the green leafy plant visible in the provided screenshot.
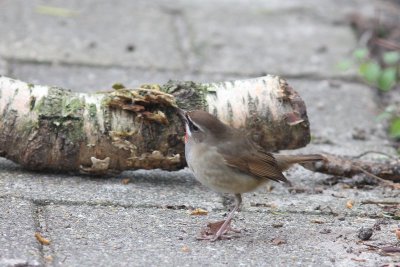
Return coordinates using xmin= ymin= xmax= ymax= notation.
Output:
xmin=376 ymin=106 xmax=400 ymax=141
xmin=389 ymin=117 xmax=400 ymax=139
xmin=339 ymin=48 xmax=400 ymax=92
xmin=358 ymin=49 xmax=399 ymax=91
xmin=340 ymin=49 xmax=400 ymax=140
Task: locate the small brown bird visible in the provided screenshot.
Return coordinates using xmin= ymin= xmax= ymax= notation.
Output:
xmin=178 ymin=109 xmax=323 ymax=241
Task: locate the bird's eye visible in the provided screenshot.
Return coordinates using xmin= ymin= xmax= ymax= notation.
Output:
xmin=189 ymin=121 xmax=199 ymax=132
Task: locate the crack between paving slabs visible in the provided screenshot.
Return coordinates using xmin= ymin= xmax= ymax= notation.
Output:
xmin=31 ymin=202 xmax=53 ymax=266
xmin=0 ymin=194 xmax=373 ymax=219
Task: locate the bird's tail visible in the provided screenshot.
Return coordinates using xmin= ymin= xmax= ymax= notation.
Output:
xmin=273 ymin=154 xmax=324 ymax=171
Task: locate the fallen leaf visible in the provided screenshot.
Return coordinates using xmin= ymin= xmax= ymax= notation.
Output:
xmin=181 ymin=245 xmax=191 ymax=252
xmin=200 ymin=221 xmax=225 ymax=237
xmin=35 ymin=232 xmax=50 ymax=245
xmin=121 ymin=178 xmax=130 ymax=185
xmin=346 ymin=199 xmax=354 ymax=209
xmin=44 ymin=255 xmax=53 ymax=262
xmin=197 ymin=220 xmax=240 ymax=240
xmin=190 ymin=208 xmax=208 ymax=216
xmin=271 ymin=238 xmax=286 ymax=245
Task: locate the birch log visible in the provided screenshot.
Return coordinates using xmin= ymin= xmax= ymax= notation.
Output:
xmin=0 ymin=75 xmax=311 ymax=173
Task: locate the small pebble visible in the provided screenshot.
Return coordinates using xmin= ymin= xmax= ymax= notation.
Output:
xmin=357 ymin=227 xmax=373 ymax=241
xmin=272 ymin=223 xmax=284 ymax=228
xmin=320 ymin=228 xmax=332 ymax=234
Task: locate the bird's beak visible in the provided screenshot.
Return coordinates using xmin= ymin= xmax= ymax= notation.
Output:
xmin=176 ymin=107 xmax=191 ymax=142
xmin=176 ymin=107 xmax=188 ymax=123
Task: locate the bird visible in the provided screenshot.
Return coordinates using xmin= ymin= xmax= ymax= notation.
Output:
xmin=178 ymin=108 xmax=324 ymax=241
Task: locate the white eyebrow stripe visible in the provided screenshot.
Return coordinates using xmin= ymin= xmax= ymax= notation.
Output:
xmin=187 ymin=117 xmax=205 ymax=133
xmin=185 ymin=124 xmax=192 ymax=137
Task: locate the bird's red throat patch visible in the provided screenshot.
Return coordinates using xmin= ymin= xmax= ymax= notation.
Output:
xmin=184 ymin=132 xmax=188 ymax=143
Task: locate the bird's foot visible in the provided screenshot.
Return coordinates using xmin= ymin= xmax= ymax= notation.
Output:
xmin=197 ymin=220 xmax=241 ymax=241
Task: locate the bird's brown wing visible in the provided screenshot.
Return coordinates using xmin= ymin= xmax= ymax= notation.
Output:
xmin=221 ymin=148 xmax=289 ymax=184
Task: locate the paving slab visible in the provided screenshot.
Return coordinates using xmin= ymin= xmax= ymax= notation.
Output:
xmin=172 ymin=0 xmax=357 ymax=77
xmin=0 ymin=168 xmax=221 ymax=212
xmin=7 ymin=61 xmax=242 ymax=93
xmin=7 ymin=62 xmax=183 ymax=93
xmin=288 ymin=79 xmax=394 ymax=156
xmin=0 ymin=0 xmax=399 ymax=266
xmin=28 ymin=204 xmax=400 ymax=267
xmin=0 ymin=77 xmax=397 ymax=266
xmin=0 ymin=58 xmax=7 ymax=75
xmin=0 ymin=0 xmax=183 ymax=70
xmin=1 ymin=162 xmax=399 ymax=266
xmin=0 ymin=157 xmax=397 ymax=219
xmin=0 ymin=0 xmax=375 ymax=78
xmin=0 ymin=197 xmax=41 ymax=267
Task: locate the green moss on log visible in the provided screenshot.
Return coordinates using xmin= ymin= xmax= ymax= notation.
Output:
xmin=161 ymin=81 xmax=210 ymax=111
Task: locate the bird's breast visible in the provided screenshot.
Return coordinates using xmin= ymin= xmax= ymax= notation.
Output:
xmin=185 ymin=142 xmax=263 ymax=194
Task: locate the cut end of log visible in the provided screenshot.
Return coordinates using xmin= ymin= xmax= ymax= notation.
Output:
xmin=185 ymin=75 xmax=311 ymax=151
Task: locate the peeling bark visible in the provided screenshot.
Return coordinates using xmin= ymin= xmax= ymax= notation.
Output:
xmin=0 ymin=75 xmax=311 ymax=173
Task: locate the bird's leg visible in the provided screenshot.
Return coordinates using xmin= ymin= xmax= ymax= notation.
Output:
xmin=211 ymin=194 xmax=242 ymax=242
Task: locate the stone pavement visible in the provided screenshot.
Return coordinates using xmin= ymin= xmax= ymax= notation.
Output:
xmin=0 ymin=0 xmax=399 ymax=266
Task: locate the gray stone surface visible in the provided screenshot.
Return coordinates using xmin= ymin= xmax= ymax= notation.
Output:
xmin=0 ymin=58 xmax=7 ymax=75
xmin=7 ymin=61 xmax=241 ymax=93
xmin=0 ymin=0 xmax=183 ymax=70
xmin=37 ymin=205 xmax=400 ymax=267
xmin=288 ymin=79 xmax=394 ymax=156
xmin=1 ymin=0 xmax=363 ymax=78
xmin=0 ymin=197 xmax=41 ymax=266
xmin=174 ymin=0 xmax=357 ymax=77
xmin=1 ymin=0 xmax=399 ymax=266
xmin=0 ymin=166 xmax=223 ymax=211
xmin=1 ymin=157 xmax=399 ymax=266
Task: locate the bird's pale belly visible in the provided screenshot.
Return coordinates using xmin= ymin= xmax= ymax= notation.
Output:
xmin=187 ymin=144 xmax=263 ymax=194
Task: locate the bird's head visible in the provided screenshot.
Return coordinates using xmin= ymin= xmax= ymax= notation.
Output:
xmin=177 ymin=109 xmax=230 ymax=144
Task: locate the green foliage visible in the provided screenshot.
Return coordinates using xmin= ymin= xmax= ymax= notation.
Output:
xmin=359 ymin=62 xmax=381 ymax=84
xmin=349 ymin=49 xmax=400 ymax=92
xmin=343 ymin=49 xmax=400 ymax=140
xmin=389 ymin=117 xmax=400 ymax=139
xmin=35 ymin=5 xmax=78 ymax=17
xmin=378 ymin=67 xmax=397 ymax=92
xmin=383 ymin=51 xmax=400 ymax=65
xmin=336 ymin=59 xmax=352 ymax=71
xmin=112 ymin=83 xmax=126 ymax=90
xmin=376 ymin=105 xmax=395 ymax=121
xmin=352 ymin=48 xmax=368 ymax=60
xmin=376 ymin=106 xmax=400 ymax=140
